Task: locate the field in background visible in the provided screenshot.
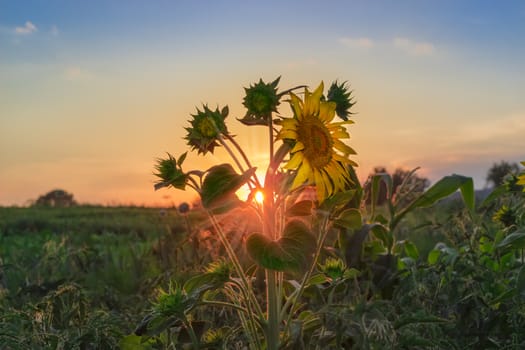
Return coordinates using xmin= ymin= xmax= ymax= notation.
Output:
xmin=1 ymin=190 xmax=524 ymax=349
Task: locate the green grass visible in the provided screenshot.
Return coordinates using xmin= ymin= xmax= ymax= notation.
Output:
xmin=1 ymin=193 xmax=524 ymax=349
xmin=0 ymin=205 xmax=194 ymax=348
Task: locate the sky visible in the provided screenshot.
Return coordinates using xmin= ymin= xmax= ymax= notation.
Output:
xmin=1 ymin=0 xmax=524 ymax=207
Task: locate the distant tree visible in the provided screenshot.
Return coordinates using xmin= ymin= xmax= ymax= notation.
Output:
xmin=34 ymin=189 xmax=77 ymax=207
xmin=365 ymin=166 xmax=430 ymax=205
xmin=486 ymin=161 xmax=520 ymax=188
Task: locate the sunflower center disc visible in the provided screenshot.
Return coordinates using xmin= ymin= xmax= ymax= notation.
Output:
xmin=298 ymin=118 xmax=333 ymax=169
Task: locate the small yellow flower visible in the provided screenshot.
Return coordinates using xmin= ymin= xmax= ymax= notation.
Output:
xmin=492 ymin=205 xmax=517 ymax=227
xmin=518 ymin=161 xmax=525 ymax=191
xmin=277 ymin=82 xmax=357 ymax=202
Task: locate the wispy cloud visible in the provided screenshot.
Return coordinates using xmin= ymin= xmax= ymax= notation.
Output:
xmin=339 ymin=37 xmax=374 ymax=49
xmin=393 ymin=37 xmax=435 ymax=56
xmin=15 ymin=21 xmax=38 ymax=35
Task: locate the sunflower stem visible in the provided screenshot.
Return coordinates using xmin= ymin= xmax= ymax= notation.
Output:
xmin=206 ymin=211 xmax=264 ymax=341
xmin=218 ymin=135 xmax=246 ymax=174
xmin=277 ymin=85 xmax=308 ymax=98
xmin=266 ymin=269 xmax=280 ymax=350
xmin=283 ymin=213 xmax=331 ymax=334
xmin=263 ymin=110 xmax=281 ymax=350
xmin=268 ymin=115 xmax=275 ymax=165
xmin=224 ymin=133 xmax=262 ymax=188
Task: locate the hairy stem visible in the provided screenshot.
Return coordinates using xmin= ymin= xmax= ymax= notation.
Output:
xmin=266 ymin=269 xmax=280 ymax=350
xmin=282 ymin=214 xmax=330 ymax=330
xmin=206 ymin=212 xmax=264 ymax=322
xmin=224 ymin=133 xmax=262 ymax=188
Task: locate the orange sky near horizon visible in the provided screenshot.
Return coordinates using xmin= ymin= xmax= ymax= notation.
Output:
xmin=1 ymin=1 xmax=524 ymax=207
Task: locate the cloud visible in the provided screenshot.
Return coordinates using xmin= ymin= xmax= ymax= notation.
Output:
xmin=63 ymin=67 xmax=94 ymax=81
xmin=339 ymin=37 xmax=374 ymax=49
xmin=393 ymin=37 xmax=435 ymax=56
xmin=15 ymin=21 xmax=38 ymax=35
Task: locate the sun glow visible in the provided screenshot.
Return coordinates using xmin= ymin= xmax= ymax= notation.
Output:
xmin=255 ymin=190 xmax=265 ymax=204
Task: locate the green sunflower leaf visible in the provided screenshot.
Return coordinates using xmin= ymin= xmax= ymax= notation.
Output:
xmin=334 ymin=208 xmax=362 ymax=230
xmin=407 ymin=174 xmax=474 ymax=211
xmin=427 ymin=249 xmax=441 ymax=265
xmin=286 ymin=200 xmax=313 ymax=217
xmin=403 ymin=240 xmax=420 ymax=260
xmin=246 ymin=220 xmax=316 ymax=271
xmin=200 ymin=164 xmax=256 ymax=210
xmin=393 ymin=174 xmax=474 ymax=229
xmin=496 ymin=231 xmax=525 ymax=250
xmin=319 ymin=189 xmax=356 ymax=212
xmin=177 ymin=152 xmax=187 ymax=166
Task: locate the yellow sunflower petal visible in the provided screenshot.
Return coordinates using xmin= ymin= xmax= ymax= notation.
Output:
xmin=291 ymin=159 xmax=313 ymax=189
xmin=333 ymin=139 xmax=355 ymax=155
xmin=289 ymin=92 xmax=303 ymax=119
xmin=279 ymin=118 xmax=297 ymax=128
xmin=330 ymin=121 xmax=354 ymax=127
xmin=312 ymin=82 xmax=324 ymax=101
xmin=314 ymin=170 xmax=327 ymax=202
xmin=330 ymin=128 xmax=350 ymax=139
xmin=327 ymin=163 xmax=347 ymax=191
xmin=319 ymin=101 xmax=336 ymax=122
xmin=303 ymin=82 xmax=324 ymax=117
xmin=321 ymin=170 xmax=334 ymax=197
xmin=284 ymin=152 xmax=304 ymax=170
xmin=278 ymin=129 xmax=298 ymax=140
xmin=333 ymin=153 xmax=354 ymax=164
xmin=291 ymin=141 xmax=305 ymax=153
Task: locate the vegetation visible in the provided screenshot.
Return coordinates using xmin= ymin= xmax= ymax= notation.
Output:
xmin=34 ymin=189 xmax=77 ymax=208
xmin=1 ymin=77 xmax=525 ymax=349
xmin=486 ymin=161 xmax=521 ymax=188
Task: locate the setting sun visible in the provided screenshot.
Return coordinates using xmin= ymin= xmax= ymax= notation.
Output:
xmin=255 ymin=190 xmax=265 ymax=204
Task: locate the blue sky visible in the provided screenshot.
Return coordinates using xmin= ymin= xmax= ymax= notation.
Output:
xmin=1 ymin=1 xmax=524 ymax=206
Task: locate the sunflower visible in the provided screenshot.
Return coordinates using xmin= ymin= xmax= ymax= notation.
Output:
xmin=277 ymin=82 xmax=357 ymax=202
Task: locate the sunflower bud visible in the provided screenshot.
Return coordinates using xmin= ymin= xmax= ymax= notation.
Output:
xmin=154 ymin=152 xmax=188 ymax=191
xmin=240 ymin=77 xmax=281 ymax=126
xmin=153 ymin=283 xmax=186 ymax=317
xmin=326 ymin=80 xmax=355 ymax=121
xmin=202 ymin=328 xmax=229 ymax=347
xmin=186 ymin=105 xmax=229 ymax=155
xmin=205 ymin=259 xmax=232 ymax=284
xmin=319 ymin=257 xmax=347 ymax=280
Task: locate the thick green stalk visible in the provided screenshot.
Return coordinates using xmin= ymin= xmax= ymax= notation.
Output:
xmin=265 ymin=113 xmax=280 ymax=350
xmin=266 ymin=269 xmax=280 ymax=350
xmin=283 ymin=214 xmax=330 ymax=332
